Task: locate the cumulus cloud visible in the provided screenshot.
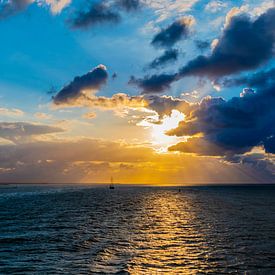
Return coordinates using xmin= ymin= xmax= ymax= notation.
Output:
xmin=178 ymin=8 xmax=275 ymax=79
xmin=167 ymin=77 xmax=275 ymax=157
xmin=224 ymin=5 xmax=249 ymax=27
xmin=53 ymin=65 xmax=108 ymax=105
xmin=148 ymin=49 xmax=179 ymax=69
xmin=53 ymin=84 xmax=196 ymax=120
xmin=132 ymin=8 xmax=275 ymax=93
xmin=151 ymin=16 xmax=195 ymax=48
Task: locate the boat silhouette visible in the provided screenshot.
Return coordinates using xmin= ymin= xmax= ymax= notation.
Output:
xmin=109 ymin=176 xmax=115 ymax=189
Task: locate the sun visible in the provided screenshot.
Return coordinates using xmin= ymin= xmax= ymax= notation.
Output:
xmin=138 ymin=109 xmax=185 ymax=152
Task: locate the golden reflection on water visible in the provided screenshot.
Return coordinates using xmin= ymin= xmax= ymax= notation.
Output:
xmin=126 ymin=190 xmax=209 ymax=274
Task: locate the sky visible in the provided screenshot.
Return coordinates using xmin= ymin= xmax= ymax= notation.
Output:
xmin=0 ymin=0 xmax=274 ymax=184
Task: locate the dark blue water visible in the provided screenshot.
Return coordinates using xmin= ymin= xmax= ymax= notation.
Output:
xmin=0 ymin=184 xmax=275 ymax=274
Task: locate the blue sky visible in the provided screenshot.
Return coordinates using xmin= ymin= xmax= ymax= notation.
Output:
xmin=0 ymin=0 xmax=248 ymax=104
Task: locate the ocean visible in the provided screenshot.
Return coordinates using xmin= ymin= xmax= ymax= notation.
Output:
xmin=0 ymin=184 xmax=275 ymax=274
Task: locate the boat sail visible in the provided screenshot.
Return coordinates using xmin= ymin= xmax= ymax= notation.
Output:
xmin=109 ymin=176 xmax=115 ymax=189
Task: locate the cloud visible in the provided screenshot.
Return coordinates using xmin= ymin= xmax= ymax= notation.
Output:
xmin=224 ymin=5 xmax=249 ymax=27
xmin=117 ymin=0 xmax=141 ymax=11
xmin=53 ymin=92 xmax=147 ymax=109
xmin=221 ymin=68 xmax=275 ymax=89
xmin=169 ymin=137 xmax=227 ymax=156
xmin=143 ymin=0 xmax=198 ymax=23
xmin=53 ymin=65 xmax=108 ymax=105
xmin=0 ymin=0 xmax=70 ymax=19
xmin=69 ymin=2 xmax=121 ymax=29
xmin=52 ymin=85 xmax=196 ymax=121
xmin=167 ymin=77 xmax=275 ymax=157
xmin=45 ymin=0 xmax=71 ymax=14
xmin=132 ymin=8 xmax=275 ymax=93
xmin=151 ymin=16 xmax=195 ymax=48
xmin=34 ymin=112 xmax=52 ymax=119
xmin=0 ymin=138 xmax=155 ymax=183
xmin=82 ymin=112 xmax=97 ymax=119
xmin=264 ymin=136 xmax=275 ymax=154
xmin=205 ymin=1 xmax=227 ymax=13
xmin=0 ymin=0 xmax=33 ymax=19
xmin=69 ymin=0 xmax=143 ymax=29
xmin=194 ymin=40 xmax=210 ymax=52
xmin=0 ymin=107 xmax=24 ymax=117
xmin=0 ymin=122 xmax=64 ymax=143
xmin=178 ymin=8 xmax=275 ymax=79
xmin=146 ymin=95 xmax=195 ymax=118
xmin=224 ymin=150 xmax=275 ymax=178
xmin=0 ymin=137 xmax=272 ymax=183
xmin=129 ymin=73 xmax=178 ymax=94
xmin=148 ymin=49 xmax=179 ymax=69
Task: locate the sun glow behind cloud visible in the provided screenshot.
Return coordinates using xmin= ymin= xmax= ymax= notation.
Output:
xmin=138 ymin=109 xmax=185 ymax=151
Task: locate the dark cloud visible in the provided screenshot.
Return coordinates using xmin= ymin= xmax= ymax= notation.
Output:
xmin=221 ymin=68 xmax=275 ymax=89
xmin=53 ymin=65 xmax=108 ymax=105
xmin=70 ymin=2 xmax=121 ymax=29
xmin=129 ymin=73 xmax=178 ymax=94
xmin=167 ymin=77 xmax=275 ymax=157
xmin=146 ymin=95 xmax=195 ymax=118
xmin=0 ymin=122 xmax=64 ymax=142
xmin=69 ymin=0 xmax=142 ymax=29
xmin=240 ymin=154 xmax=274 ymax=178
xmin=151 ymin=17 xmax=194 ymax=48
xmin=117 ymin=0 xmax=141 ymax=11
xmin=169 ymin=137 xmax=227 ymax=156
xmin=149 ymin=49 xmax=179 ymax=69
xmin=0 ymin=0 xmax=31 ymax=19
xmin=264 ymin=136 xmax=275 ymax=154
xmin=133 ymin=8 xmax=275 ymax=93
xmin=194 ymin=40 xmax=210 ymax=51
xmin=179 ymin=8 xmax=275 ymax=79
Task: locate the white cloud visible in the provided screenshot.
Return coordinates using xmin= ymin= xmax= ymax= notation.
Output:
xmin=36 ymin=0 xmax=71 ymax=14
xmin=35 ymin=112 xmax=52 ymax=119
xmin=142 ymin=0 xmax=198 ymax=22
xmin=205 ymin=1 xmax=227 ymax=13
xmin=0 ymin=107 xmax=24 ymax=117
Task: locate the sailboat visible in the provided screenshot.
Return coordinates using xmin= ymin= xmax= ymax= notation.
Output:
xmin=109 ymin=176 xmax=115 ymax=189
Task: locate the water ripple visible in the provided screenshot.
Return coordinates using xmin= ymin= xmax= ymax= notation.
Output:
xmin=0 ymin=185 xmax=275 ymax=274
